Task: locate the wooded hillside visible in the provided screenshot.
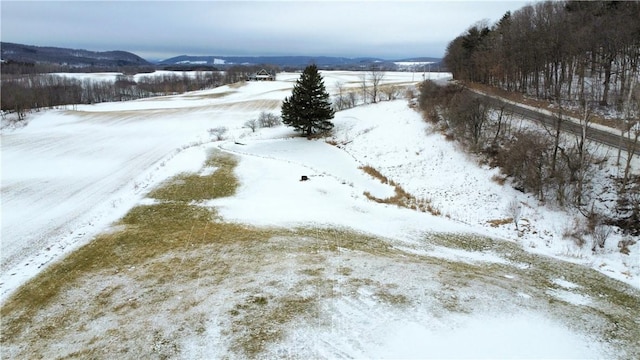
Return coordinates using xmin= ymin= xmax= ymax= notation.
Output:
xmin=444 ymin=0 xmax=639 ymax=112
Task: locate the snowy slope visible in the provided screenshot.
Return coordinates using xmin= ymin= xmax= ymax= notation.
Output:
xmin=1 ymin=71 xmax=638 ymax=359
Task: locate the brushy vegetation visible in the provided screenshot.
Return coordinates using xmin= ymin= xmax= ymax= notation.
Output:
xmin=417 ymin=79 xmax=640 ymax=239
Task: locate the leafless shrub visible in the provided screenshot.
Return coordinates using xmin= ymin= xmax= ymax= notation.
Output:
xmin=405 ymin=88 xmax=415 ymax=100
xmin=584 ymin=205 xmax=601 ymax=234
xmin=380 ymin=85 xmax=398 ymax=101
xmin=497 ymin=130 xmax=552 ymax=201
xmin=208 ymin=126 xmax=228 ymax=141
xmin=258 ymin=111 xmax=281 ymax=128
xmin=618 ymin=238 xmax=637 ymax=255
xmin=244 ymin=119 xmax=258 ymax=132
xmin=418 ymin=81 xmax=463 ymax=124
xmin=563 ymin=217 xmax=587 ymax=247
xmin=591 ymin=224 xmax=612 ymax=252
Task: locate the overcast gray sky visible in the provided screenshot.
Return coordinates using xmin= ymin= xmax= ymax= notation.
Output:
xmin=1 ymin=1 xmax=533 ymax=61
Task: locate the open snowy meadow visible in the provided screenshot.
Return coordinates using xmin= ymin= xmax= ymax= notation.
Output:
xmin=1 ymin=71 xmax=639 ymax=358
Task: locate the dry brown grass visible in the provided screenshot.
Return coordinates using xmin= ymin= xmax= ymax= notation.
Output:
xmin=0 ymin=150 xmax=253 ymax=345
xmin=360 ymin=165 xmax=441 ymax=216
xmin=491 ymin=174 xmax=507 ymax=185
xmin=149 ymin=150 xmax=238 ymax=202
xmin=0 ymin=150 xmax=411 ymax=358
xmin=487 ymin=218 xmax=514 ymax=227
xmin=3 ymin=148 xmax=639 ymax=359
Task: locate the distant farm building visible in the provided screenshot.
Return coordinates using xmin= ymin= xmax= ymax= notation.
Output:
xmin=247 ymin=69 xmax=275 ymax=81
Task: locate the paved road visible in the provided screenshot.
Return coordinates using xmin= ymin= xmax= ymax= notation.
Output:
xmin=468 ymin=89 xmax=640 ymax=157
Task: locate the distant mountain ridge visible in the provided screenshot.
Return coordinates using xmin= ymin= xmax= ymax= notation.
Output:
xmin=158 ymin=55 xmax=442 ymax=70
xmin=0 ymin=42 xmax=151 ymax=68
xmin=0 ymin=42 xmax=441 ymax=71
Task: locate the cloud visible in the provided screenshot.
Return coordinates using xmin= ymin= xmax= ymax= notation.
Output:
xmin=1 ymin=1 xmax=533 ymax=59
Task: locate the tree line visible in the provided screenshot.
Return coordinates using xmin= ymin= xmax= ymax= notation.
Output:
xmin=0 ymin=59 xmax=157 ymax=76
xmin=1 ymin=72 xmax=221 ymax=119
xmin=444 ymin=0 xmax=640 ymax=110
xmin=1 ymin=65 xmax=280 ymax=120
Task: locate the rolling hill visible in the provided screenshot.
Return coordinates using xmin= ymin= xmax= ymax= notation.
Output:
xmin=0 ymin=42 xmax=151 ymax=68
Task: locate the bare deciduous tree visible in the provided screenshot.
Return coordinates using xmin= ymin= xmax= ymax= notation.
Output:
xmin=360 ymin=73 xmax=368 ymax=105
xmin=447 ymin=92 xmax=490 ymax=149
xmin=498 ymin=130 xmax=551 ymax=201
xmin=444 ymin=1 xmax=640 ymax=109
xmin=244 ymin=119 xmax=258 ymax=132
xmin=368 ymin=66 xmax=386 ymax=103
xmin=619 ymin=78 xmax=639 ymax=192
xmin=208 ymin=126 xmax=228 ymax=141
xmin=258 ymin=111 xmax=281 ymax=128
xmin=333 ymin=82 xmax=357 ymax=111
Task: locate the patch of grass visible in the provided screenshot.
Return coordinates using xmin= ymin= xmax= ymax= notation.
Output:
xmin=433 ymin=288 xmax=469 ymax=313
xmin=0 ymin=150 xmax=252 ymax=345
xmin=3 ymin=148 xmax=639 ymax=359
xmin=487 ymin=218 xmax=513 ymax=227
xmin=149 ymin=150 xmax=238 ymax=202
xmin=360 ymin=165 xmax=390 ymax=184
xmin=360 ymin=165 xmax=441 ymax=215
xmin=290 ymin=226 xmax=394 ymax=255
xmin=374 ymin=290 xmax=411 ymax=306
xmin=122 ymin=202 xmax=213 ymax=229
xmin=1 ymin=205 xmax=269 ymax=345
xmin=4 ymin=153 xmax=395 ymax=357
xmin=299 ymin=268 xmax=325 ymax=277
xmin=229 ymin=295 xmax=318 ymax=358
xmin=429 ymin=233 xmax=497 ymax=253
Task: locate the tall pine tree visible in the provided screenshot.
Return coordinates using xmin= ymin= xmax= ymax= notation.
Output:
xmin=281 ymin=64 xmax=335 ymax=137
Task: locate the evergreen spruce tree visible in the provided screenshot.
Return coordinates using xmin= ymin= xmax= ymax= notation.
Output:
xmin=281 ymin=64 xmax=335 ymax=137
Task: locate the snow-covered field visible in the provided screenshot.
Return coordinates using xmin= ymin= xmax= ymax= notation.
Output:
xmin=2 ymin=71 xmax=639 ymax=358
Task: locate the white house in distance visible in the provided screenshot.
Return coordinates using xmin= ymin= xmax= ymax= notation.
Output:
xmin=247 ymin=69 xmax=275 ymax=81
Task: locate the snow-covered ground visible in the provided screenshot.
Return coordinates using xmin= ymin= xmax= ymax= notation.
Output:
xmin=1 ymin=71 xmax=638 ymax=358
